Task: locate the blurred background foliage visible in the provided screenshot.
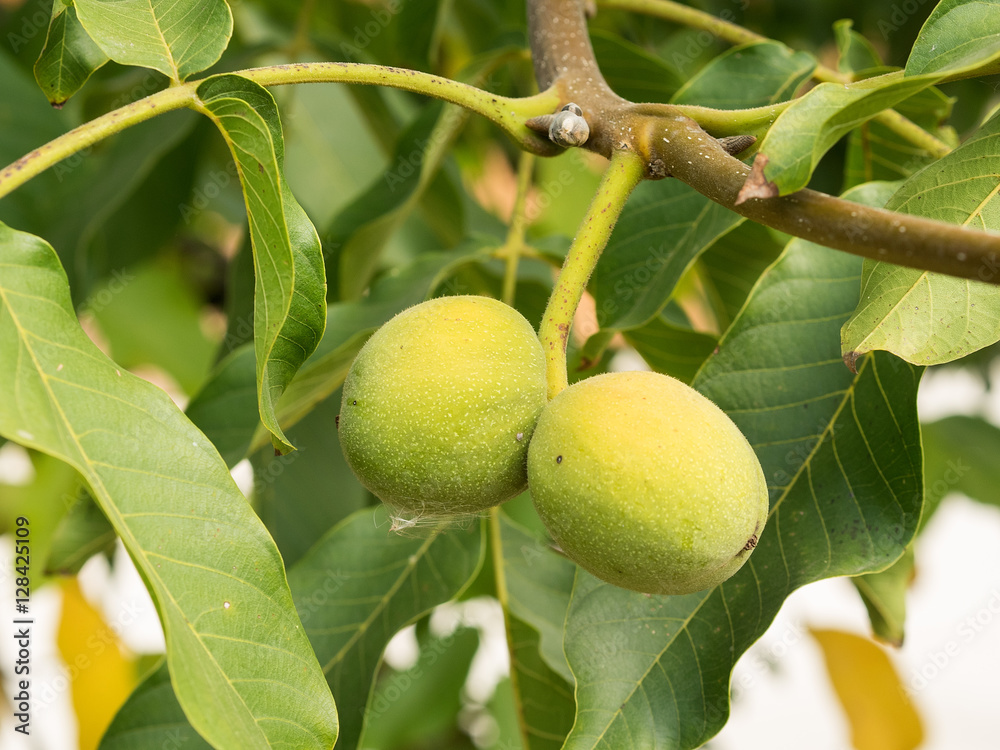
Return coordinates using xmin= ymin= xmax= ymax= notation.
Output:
xmin=0 ymin=0 xmax=998 ymax=748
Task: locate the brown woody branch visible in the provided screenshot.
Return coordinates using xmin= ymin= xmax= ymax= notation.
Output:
xmin=525 ymin=0 xmax=1000 ymax=283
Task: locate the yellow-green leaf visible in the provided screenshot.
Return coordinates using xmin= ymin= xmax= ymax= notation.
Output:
xmin=75 ymin=0 xmax=232 ymax=82
xmin=0 ymin=224 xmax=338 ymax=749
xmin=195 ymin=75 xmax=327 ymax=454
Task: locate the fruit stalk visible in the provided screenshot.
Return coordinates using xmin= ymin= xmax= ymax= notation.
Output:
xmin=537 ymin=149 xmax=644 ymax=399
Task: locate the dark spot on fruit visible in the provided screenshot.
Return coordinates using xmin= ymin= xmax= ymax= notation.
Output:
xmin=556 ymin=455 xmax=563 ymax=464
xmin=335 ymin=415 xmax=340 ymax=428
xmin=353 ymin=400 xmax=357 ymax=405
xmin=742 ymin=534 xmax=758 ymax=552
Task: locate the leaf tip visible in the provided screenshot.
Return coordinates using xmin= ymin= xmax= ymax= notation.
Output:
xmin=843 ymin=350 xmax=862 ymax=373
xmin=735 ymin=153 xmax=778 ymax=205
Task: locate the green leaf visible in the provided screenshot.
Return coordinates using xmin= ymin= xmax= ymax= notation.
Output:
xmin=843 ymin=87 xmax=954 ymax=190
xmin=45 ymin=490 xmax=116 ymax=576
xmin=0 ymin=51 xmax=71 ymax=234
xmin=833 ymin=19 xmax=882 ymax=75
xmin=279 ymin=73 xmax=392 ymax=229
xmin=841 ymin=113 xmax=1000 ymax=368
xmin=498 ymin=514 xmax=575 ymax=684
xmin=852 ymin=413 xmax=1000 ymax=647
xmin=247 ymin=331 xmax=368 ymax=455
xmin=328 ymin=102 xmax=466 ymax=300
xmin=104 ymin=508 xmax=484 ymax=748
xmin=0 ymin=224 xmax=338 ymax=749
xmin=748 ymin=71 xmax=937 ymax=196
xmin=393 ymin=0 xmax=446 ymax=70
xmin=592 ymin=180 xmax=744 ymax=331
xmin=289 ymin=507 xmax=485 ymax=750
xmin=906 ymin=0 xmax=1000 ymax=76
xmin=0 ymin=451 xmax=81 ymax=578
xmin=697 ymin=221 xmax=787 ymax=331
xmin=100 ymin=661 xmax=213 ymax=750
xmin=591 ymin=30 xmax=684 ymax=104
xmin=560 ymin=183 xmax=923 ymax=750
xmin=196 ymin=74 xmax=327 ymax=454
xmin=185 ymin=345 xmax=258 ymax=468
xmin=672 ymin=41 xmax=816 ymax=108
xmin=750 ymin=9 xmax=1000 ymax=197
xmin=489 ymin=677 xmax=529 ymax=750
xmin=498 ymin=514 xmax=576 ymax=749
xmin=624 ymin=315 xmax=717 ymax=384
xmin=360 ymin=627 xmax=480 ymax=749
xmin=507 ymin=615 xmax=575 ymax=750
xmin=34 ymin=1 xmax=109 ymax=105
xmin=922 ymin=415 xmax=1000 ymax=513
xmin=74 ymin=0 xmax=232 ymax=81
xmin=88 ymin=259 xmax=216 ymax=394
xmin=252 ymin=392 xmax=370 ymax=569
xmin=852 ymin=547 xmax=913 ymax=647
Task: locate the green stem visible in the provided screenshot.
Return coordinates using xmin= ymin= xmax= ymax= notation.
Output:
xmin=599 ymin=0 xmax=952 ymax=158
xmin=639 ymin=101 xmax=791 ymax=138
xmin=0 ymin=85 xmax=196 ymax=201
xmin=875 ymin=108 xmax=952 ymax=158
xmin=239 ymin=63 xmax=559 ymax=147
xmin=488 ymin=507 xmax=531 ymax=750
xmin=0 ymin=62 xmax=561 ymax=203
xmin=538 ymin=150 xmax=644 ymax=399
xmin=500 ymin=151 xmax=536 ymax=307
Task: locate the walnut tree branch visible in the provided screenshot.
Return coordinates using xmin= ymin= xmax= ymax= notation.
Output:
xmin=526 ymin=0 xmax=1000 ymax=283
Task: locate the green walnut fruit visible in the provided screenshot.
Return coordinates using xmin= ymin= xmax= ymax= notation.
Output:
xmin=527 ymin=371 xmax=768 ymax=595
xmin=339 ymin=295 xmax=547 ymax=519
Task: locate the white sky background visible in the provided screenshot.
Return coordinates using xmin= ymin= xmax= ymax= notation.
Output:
xmin=1 ymin=363 xmax=999 ymax=749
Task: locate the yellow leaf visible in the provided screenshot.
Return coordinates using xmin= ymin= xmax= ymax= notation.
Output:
xmin=811 ymin=628 xmax=923 ymax=750
xmin=57 ymin=579 xmax=137 ymax=750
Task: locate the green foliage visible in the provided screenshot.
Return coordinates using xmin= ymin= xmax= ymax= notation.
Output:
xmin=34 ymin=1 xmax=109 ymax=104
xmin=755 ymin=8 xmax=1000 ymax=195
xmin=196 ymin=75 xmax=327 ymax=453
xmin=0 ymin=0 xmax=998 ymax=748
xmin=75 ymin=0 xmax=232 ymax=81
xmin=841 ymin=111 xmax=1000 ymax=366
xmin=0 ymin=225 xmax=336 ymax=748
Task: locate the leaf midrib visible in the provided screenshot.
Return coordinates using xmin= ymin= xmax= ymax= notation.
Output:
xmin=146 ymin=0 xmax=181 ymax=81
xmin=322 ymin=530 xmax=440 ymax=672
xmin=0 ymin=277 xmax=268 ymax=745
